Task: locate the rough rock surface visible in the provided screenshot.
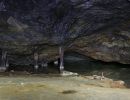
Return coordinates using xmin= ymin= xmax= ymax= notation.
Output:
xmin=0 ymin=0 xmax=130 ymax=65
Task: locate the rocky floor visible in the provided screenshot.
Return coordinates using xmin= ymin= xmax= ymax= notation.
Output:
xmin=0 ymin=74 xmax=129 ymax=100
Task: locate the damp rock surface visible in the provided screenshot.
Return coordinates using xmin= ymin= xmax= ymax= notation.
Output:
xmin=0 ymin=0 xmax=130 ymax=64
xmin=0 ymin=75 xmax=129 ymax=100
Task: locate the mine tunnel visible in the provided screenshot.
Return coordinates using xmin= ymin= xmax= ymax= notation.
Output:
xmin=0 ymin=0 xmax=130 ymax=100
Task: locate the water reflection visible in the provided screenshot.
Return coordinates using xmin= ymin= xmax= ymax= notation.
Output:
xmin=64 ymin=59 xmax=130 ymax=88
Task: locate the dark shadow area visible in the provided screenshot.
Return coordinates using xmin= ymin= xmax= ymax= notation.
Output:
xmin=6 ymin=63 xmax=59 ymax=74
xmin=64 ymin=52 xmax=130 ymax=88
xmin=0 ymin=51 xmax=130 ymax=88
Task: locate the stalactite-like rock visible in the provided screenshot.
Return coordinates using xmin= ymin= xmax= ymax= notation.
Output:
xmin=0 ymin=50 xmax=8 ymax=72
xmin=59 ymin=46 xmax=64 ymax=72
xmin=41 ymin=60 xmax=48 ymax=68
xmin=34 ymin=52 xmax=39 ymax=71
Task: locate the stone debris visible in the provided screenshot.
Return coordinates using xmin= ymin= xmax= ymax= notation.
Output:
xmin=0 ymin=67 xmax=6 ymax=72
xmin=10 ymin=70 xmax=14 ymax=73
xmin=61 ymin=71 xmax=78 ymax=76
xmin=20 ymin=82 xmax=24 ymax=86
xmin=84 ymin=74 xmax=126 ymax=88
xmin=110 ymin=80 xmax=126 ymax=88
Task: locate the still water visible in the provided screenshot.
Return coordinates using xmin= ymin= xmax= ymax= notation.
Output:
xmin=64 ymin=58 xmax=130 ymax=87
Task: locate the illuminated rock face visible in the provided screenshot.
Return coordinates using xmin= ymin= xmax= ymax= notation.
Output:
xmin=0 ymin=0 xmax=130 ymax=65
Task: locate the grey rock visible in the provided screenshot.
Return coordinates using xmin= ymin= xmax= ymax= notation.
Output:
xmin=0 ymin=0 xmax=130 ymax=65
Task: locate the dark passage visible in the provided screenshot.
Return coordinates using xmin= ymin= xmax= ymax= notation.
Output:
xmin=64 ymin=52 xmax=130 ymax=88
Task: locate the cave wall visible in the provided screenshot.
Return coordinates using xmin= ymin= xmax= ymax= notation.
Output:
xmin=0 ymin=0 xmax=130 ymax=65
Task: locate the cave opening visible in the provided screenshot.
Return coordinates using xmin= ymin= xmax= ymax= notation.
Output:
xmin=1 ymin=0 xmax=130 ymax=99
xmin=1 ymin=51 xmax=129 ymax=88
xmin=64 ymin=52 xmax=130 ymax=88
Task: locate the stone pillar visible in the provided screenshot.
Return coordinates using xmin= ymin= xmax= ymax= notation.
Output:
xmin=0 ymin=50 xmax=8 ymax=72
xmin=34 ymin=52 xmax=39 ymax=72
xmin=59 ymin=46 xmax=64 ymax=72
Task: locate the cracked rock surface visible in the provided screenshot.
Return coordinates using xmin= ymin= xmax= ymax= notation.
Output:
xmin=0 ymin=0 xmax=130 ymax=65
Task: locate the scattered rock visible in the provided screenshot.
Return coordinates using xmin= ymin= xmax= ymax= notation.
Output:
xmin=84 ymin=75 xmax=126 ymax=88
xmin=110 ymin=80 xmax=126 ymax=88
xmin=61 ymin=71 xmax=78 ymax=76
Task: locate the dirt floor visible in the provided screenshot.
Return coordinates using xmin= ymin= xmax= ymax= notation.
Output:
xmin=0 ymin=73 xmax=129 ymax=100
